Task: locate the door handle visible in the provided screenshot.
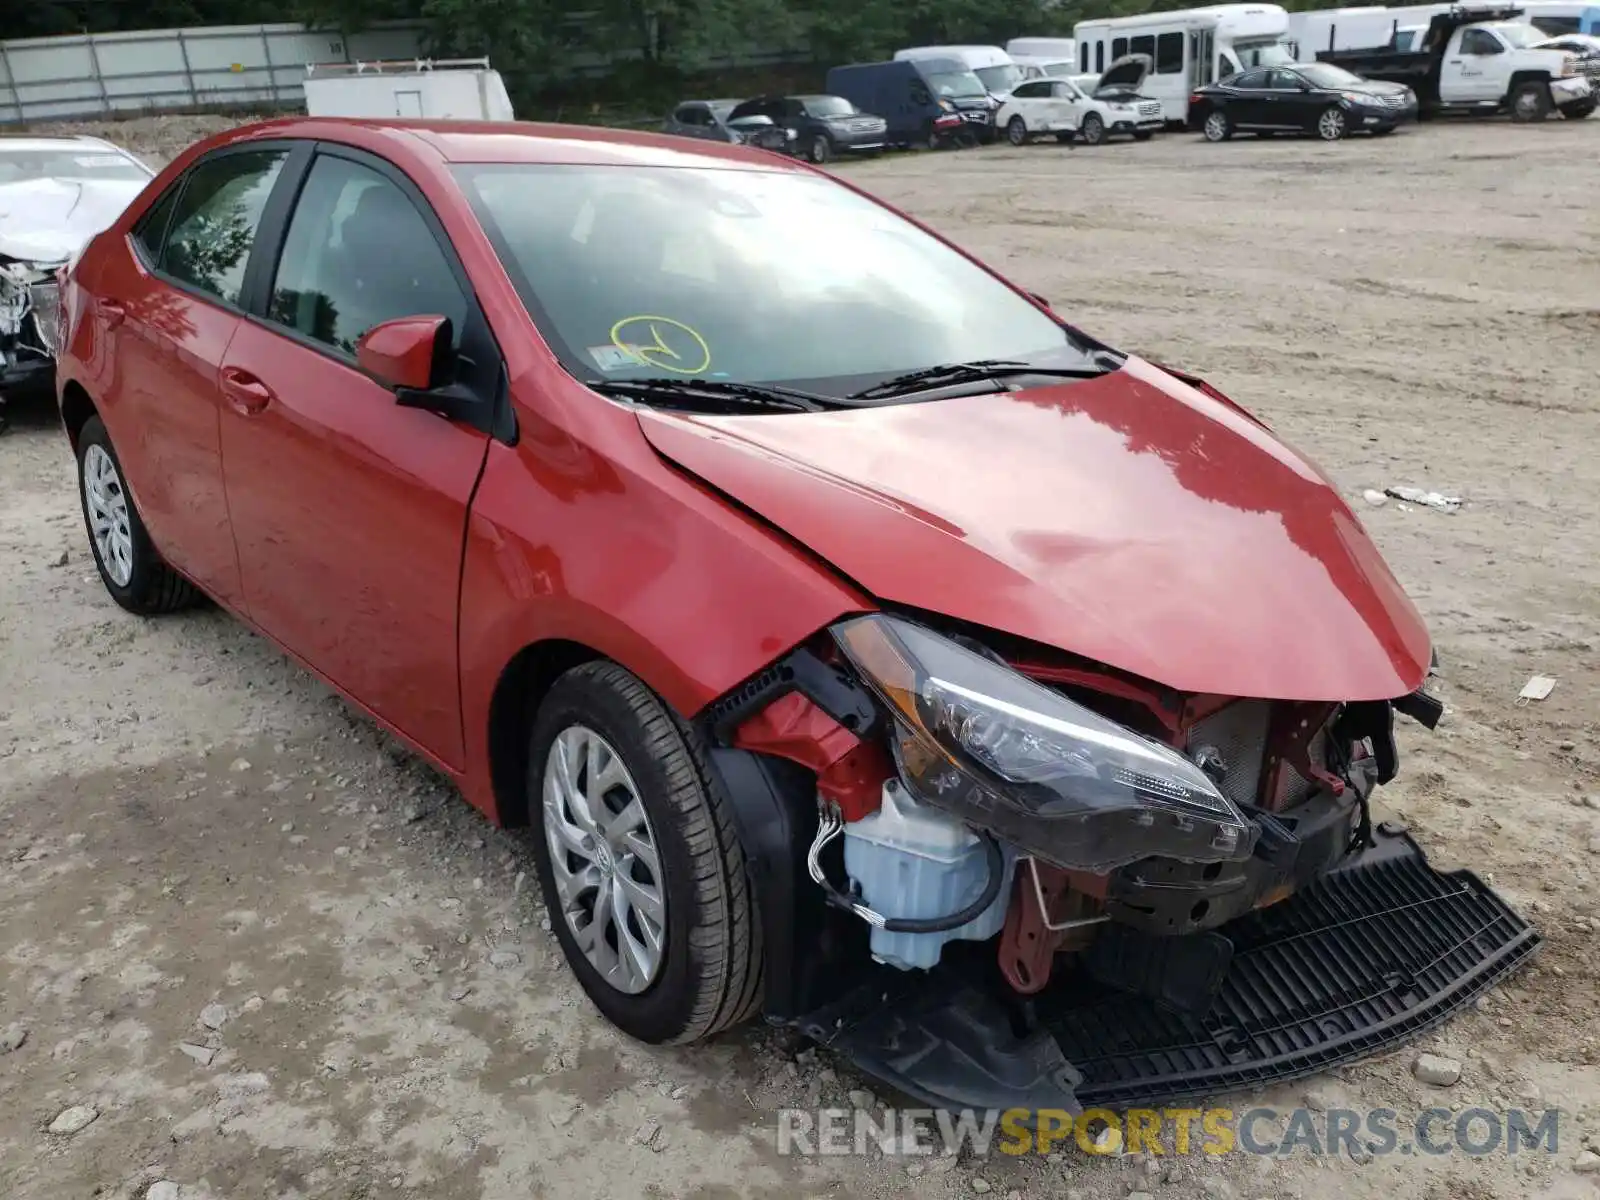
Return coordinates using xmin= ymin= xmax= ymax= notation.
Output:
xmin=98 ymin=298 xmax=127 ymax=329
xmin=219 ymin=366 xmax=275 ymax=416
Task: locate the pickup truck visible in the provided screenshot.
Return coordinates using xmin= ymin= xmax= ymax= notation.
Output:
xmin=1318 ymin=5 xmax=1598 ymax=120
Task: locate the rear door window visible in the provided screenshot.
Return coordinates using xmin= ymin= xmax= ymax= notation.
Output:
xmin=159 ymin=149 xmax=288 ymax=307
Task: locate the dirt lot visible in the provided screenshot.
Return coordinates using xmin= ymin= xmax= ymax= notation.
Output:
xmin=3 ymin=113 xmax=1600 ymax=1200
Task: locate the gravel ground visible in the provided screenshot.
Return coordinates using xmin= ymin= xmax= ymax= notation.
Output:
xmin=3 ymin=113 xmax=1600 ymax=1200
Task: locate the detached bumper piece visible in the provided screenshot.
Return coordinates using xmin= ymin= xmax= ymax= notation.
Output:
xmin=799 ymin=827 xmax=1539 ymax=1112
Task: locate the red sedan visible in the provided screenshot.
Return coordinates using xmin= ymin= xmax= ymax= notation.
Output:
xmin=54 ymin=117 xmax=1532 ymax=1112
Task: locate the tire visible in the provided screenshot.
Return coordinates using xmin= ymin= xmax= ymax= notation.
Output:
xmin=1510 ymin=81 xmax=1551 ymax=122
xmin=76 ymin=415 xmax=199 ymax=615
xmin=528 ymin=661 xmax=762 ymax=1045
xmin=1080 ymin=113 xmax=1107 ymax=145
xmin=1316 ymin=105 xmax=1348 ymax=140
xmin=1202 ymin=109 xmax=1232 ymax=142
xmin=1006 ymin=115 xmax=1029 ymax=146
xmin=1559 ymin=100 xmax=1595 ymax=120
xmin=807 ymin=133 xmax=832 ymax=164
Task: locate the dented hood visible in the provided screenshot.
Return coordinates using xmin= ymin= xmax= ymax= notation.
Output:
xmin=636 ymin=356 xmax=1431 ymax=701
xmin=0 ymin=178 xmax=148 ymax=264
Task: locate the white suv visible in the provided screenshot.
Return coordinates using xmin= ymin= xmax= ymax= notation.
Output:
xmin=995 ymin=55 xmax=1165 ymax=146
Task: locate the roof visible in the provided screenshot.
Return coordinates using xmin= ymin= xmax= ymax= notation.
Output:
xmin=204 ymin=116 xmax=814 ymax=171
xmin=0 ymin=134 xmax=126 ymax=153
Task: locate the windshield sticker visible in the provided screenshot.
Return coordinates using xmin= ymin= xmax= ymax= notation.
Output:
xmin=608 ymin=315 xmax=711 ymax=375
xmin=588 ymin=344 xmax=645 ymax=371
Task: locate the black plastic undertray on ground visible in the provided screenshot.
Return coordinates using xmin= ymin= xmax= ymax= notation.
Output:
xmin=800 ymin=826 xmax=1542 ymax=1112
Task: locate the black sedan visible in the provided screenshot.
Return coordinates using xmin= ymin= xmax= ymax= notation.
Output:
xmin=728 ymin=94 xmax=888 ymax=164
xmin=1189 ymin=63 xmax=1417 ymax=142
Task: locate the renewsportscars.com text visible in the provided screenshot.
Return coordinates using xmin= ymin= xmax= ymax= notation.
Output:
xmin=776 ymin=1106 xmax=1562 ymax=1159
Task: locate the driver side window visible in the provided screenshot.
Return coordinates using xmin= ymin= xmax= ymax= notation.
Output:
xmin=1460 ymin=29 xmax=1502 ymax=54
xmin=267 ymin=153 xmax=466 ymax=357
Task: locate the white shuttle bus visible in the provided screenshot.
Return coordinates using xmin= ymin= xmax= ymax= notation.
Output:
xmin=1073 ymin=4 xmax=1296 ymax=123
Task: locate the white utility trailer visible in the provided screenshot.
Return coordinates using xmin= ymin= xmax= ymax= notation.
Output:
xmin=303 ymin=58 xmax=514 ymax=120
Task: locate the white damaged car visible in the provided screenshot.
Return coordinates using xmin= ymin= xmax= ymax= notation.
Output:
xmin=1 ymin=135 xmax=154 ymax=428
xmin=996 ymin=54 xmax=1165 ymax=146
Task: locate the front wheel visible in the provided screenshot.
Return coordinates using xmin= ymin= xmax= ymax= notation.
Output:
xmin=1316 ymin=105 xmax=1348 ymax=140
xmin=1202 ymin=109 xmax=1232 ymax=142
xmin=807 ymin=133 xmax=833 ymax=164
xmin=76 ymin=415 xmax=199 ymax=615
xmin=1510 ymin=82 xmax=1551 ymax=122
xmin=1006 ymin=115 xmax=1029 ymax=146
xmin=1080 ymin=113 xmax=1107 ymax=145
xmin=528 ymin=661 xmax=762 ymax=1045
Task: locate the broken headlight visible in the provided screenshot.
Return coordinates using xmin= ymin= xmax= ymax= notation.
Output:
xmin=832 ymin=613 xmax=1256 ymax=873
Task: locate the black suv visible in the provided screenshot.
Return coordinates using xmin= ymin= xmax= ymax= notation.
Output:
xmin=727 ymin=94 xmax=889 ymax=163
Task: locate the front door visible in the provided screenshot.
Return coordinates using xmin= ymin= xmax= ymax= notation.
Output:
xmin=91 ymin=146 xmax=293 ymax=606
xmin=217 ymin=145 xmax=497 ymax=768
xmin=1440 ymin=29 xmax=1506 ymax=103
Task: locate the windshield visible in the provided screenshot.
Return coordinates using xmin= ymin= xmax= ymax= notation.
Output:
xmin=1296 ymin=62 xmax=1365 ymax=88
xmin=975 ymin=63 xmax=1026 ymax=92
xmin=1497 ymin=23 xmax=1546 ymax=48
xmin=924 ymin=69 xmax=988 ymax=98
xmin=1040 ymin=60 xmax=1077 ymax=77
xmin=0 ymin=147 xmax=149 ymax=185
xmin=455 ymin=164 xmax=1089 ymax=396
xmin=804 ymin=95 xmax=858 ymax=116
xmin=1232 ymin=38 xmax=1296 ymax=67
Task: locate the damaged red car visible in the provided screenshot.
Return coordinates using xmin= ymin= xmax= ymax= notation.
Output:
xmin=54 ymin=117 xmax=1537 ymax=1113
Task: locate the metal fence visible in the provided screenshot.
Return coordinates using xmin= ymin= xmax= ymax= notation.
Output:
xmin=0 ymin=20 xmax=814 ymax=125
xmin=0 ymin=22 xmax=431 ymax=124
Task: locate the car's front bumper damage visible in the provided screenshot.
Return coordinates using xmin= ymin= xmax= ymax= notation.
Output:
xmin=1 ymin=259 xmax=62 ymax=404
xmin=795 ymin=826 xmax=1539 ymax=1113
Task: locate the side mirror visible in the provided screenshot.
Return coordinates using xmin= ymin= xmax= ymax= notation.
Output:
xmin=357 ymin=314 xmax=452 ymax=392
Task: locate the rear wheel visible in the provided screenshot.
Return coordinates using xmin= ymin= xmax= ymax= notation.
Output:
xmin=1006 ymin=115 xmax=1029 ymax=146
xmin=76 ymin=415 xmax=199 ymax=615
xmin=1202 ymin=109 xmax=1232 ymax=142
xmin=528 ymin=661 xmax=762 ymax=1045
xmin=1510 ymin=81 xmax=1551 ymax=122
xmin=1080 ymin=113 xmax=1107 ymax=145
xmin=1316 ymin=105 xmax=1348 ymax=140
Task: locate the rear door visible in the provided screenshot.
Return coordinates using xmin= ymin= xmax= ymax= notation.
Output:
xmin=1223 ymin=68 xmax=1274 ymax=125
xmin=216 ymin=143 xmax=503 ymax=768
xmin=89 ymin=144 xmax=297 ymax=606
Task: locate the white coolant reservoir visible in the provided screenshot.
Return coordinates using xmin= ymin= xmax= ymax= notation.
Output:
xmin=842 ymin=780 xmax=1016 ymax=971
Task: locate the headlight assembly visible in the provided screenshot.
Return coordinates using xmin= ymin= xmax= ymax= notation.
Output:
xmin=832 ymin=613 xmax=1256 ymax=873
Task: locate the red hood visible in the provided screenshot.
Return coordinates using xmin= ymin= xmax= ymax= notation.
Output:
xmin=635 ymin=356 xmax=1431 ymax=701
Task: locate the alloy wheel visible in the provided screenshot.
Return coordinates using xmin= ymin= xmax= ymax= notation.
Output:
xmin=1007 ymin=116 xmax=1028 ymax=146
xmin=82 ymin=443 xmax=134 ymax=587
xmin=541 ymin=724 xmax=667 ymax=995
xmin=1318 ymin=108 xmax=1346 ymax=140
xmin=1204 ymin=111 xmax=1229 ymax=141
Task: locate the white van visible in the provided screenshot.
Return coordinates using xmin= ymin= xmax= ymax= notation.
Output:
xmin=1074 ymin=4 xmax=1296 ymax=122
xmin=893 ymin=45 xmax=1029 ymax=98
xmin=1006 ymin=36 xmax=1078 ymax=61
xmin=303 ymin=58 xmax=515 ymax=121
